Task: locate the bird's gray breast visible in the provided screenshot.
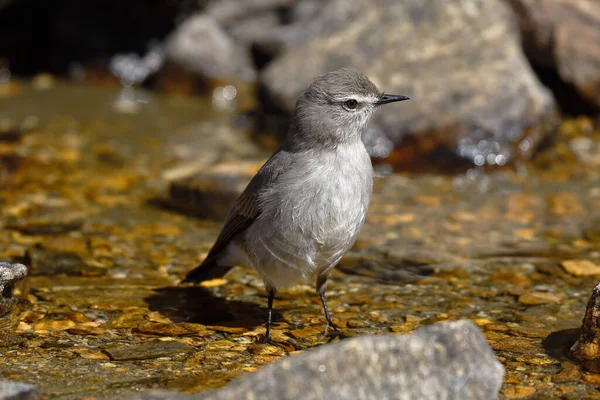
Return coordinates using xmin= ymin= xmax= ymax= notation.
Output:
xmin=243 ymin=142 xmax=373 ymax=287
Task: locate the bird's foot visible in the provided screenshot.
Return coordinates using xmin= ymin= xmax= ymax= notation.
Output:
xmin=320 ymin=322 xmax=346 ymax=341
xmin=261 ymin=334 xmax=272 ymax=344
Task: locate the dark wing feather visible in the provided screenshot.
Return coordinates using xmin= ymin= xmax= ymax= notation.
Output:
xmin=182 ymin=150 xmax=292 ymax=283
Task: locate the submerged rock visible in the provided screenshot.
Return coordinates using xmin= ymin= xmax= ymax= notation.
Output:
xmin=0 ymin=380 xmax=39 ymax=400
xmin=199 ymin=320 xmax=504 ymax=400
xmin=261 ymin=0 xmax=556 ymax=168
xmin=508 ymin=0 xmax=600 ymax=109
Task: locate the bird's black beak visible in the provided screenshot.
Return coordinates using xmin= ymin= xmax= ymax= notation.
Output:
xmin=375 ymin=94 xmax=410 ymax=106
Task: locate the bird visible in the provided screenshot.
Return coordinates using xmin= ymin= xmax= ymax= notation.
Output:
xmin=182 ymin=68 xmax=409 ymax=341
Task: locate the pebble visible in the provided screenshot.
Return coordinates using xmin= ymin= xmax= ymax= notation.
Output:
xmin=518 ymin=291 xmax=563 ymax=305
xmin=75 ymin=349 xmax=110 ymax=360
xmin=32 ymin=320 xmax=76 ymax=332
xmin=503 ymin=385 xmax=537 ymax=398
xmin=561 ymin=260 xmax=600 ymax=276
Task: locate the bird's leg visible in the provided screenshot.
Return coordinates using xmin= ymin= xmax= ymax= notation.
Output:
xmin=316 ymin=274 xmax=341 ymax=337
xmin=263 ymin=285 xmax=276 ymax=343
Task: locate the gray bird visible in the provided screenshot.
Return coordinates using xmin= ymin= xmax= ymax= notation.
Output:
xmin=183 ymin=68 xmax=409 ymax=341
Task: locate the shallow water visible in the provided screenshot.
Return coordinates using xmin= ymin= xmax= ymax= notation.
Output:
xmin=0 ymin=79 xmax=599 ymax=399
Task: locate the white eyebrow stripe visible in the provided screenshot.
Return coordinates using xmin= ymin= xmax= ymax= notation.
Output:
xmin=337 ymin=94 xmax=378 ymax=103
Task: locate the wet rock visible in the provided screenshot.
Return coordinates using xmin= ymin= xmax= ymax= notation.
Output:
xmin=5 ymin=208 xmax=85 ymax=234
xmin=25 ymin=248 xmax=87 ymax=276
xmin=0 ymin=262 xmax=27 ymax=346
xmin=561 ymin=260 xmax=600 ymax=277
xmin=0 ymin=262 xmax=27 ymax=296
xmin=518 ymin=291 xmax=562 ymax=305
xmin=583 ymin=214 xmax=600 ymax=242
xmin=261 ymin=0 xmax=556 ymax=168
xmin=201 ymin=320 xmax=504 ymax=400
xmin=165 ymin=161 xmax=260 ymax=220
xmin=502 ymin=385 xmax=537 ymax=399
xmin=572 ymin=283 xmax=600 ymax=372
xmin=165 ymin=14 xmax=256 ymax=83
xmin=508 ymin=0 xmax=600 ymax=109
xmin=552 ymin=362 xmax=582 ymax=383
xmin=103 ymin=340 xmax=195 ymax=361
xmin=0 ymin=380 xmax=39 ymax=400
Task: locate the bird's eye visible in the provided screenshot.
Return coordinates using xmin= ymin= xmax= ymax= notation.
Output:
xmin=343 ymin=99 xmax=358 ymax=110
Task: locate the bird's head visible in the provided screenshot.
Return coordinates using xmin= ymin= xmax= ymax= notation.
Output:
xmin=289 ymin=68 xmax=409 ymax=150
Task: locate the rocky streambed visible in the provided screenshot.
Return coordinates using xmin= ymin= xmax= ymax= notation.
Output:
xmin=0 ymin=79 xmax=599 ymax=399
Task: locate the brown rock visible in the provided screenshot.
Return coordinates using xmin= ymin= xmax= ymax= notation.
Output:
xmin=75 ymin=349 xmax=110 ymax=360
xmin=488 ymin=337 xmax=538 ymax=353
xmin=247 ymin=344 xmax=285 ymax=356
xmin=288 ymin=326 xmax=322 ymax=339
xmin=508 ymin=326 xmax=551 ymax=339
xmin=518 ymin=291 xmax=563 ymax=305
xmin=32 ymin=320 xmax=76 ymax=332
xmin=561 ymin=260 xmax=600 ymax=276
xmin=503 ymin=385 xmax=537 ymax=398
xmin=67 ymin=326 xmax=105 ymax=336
xmin=552 ymin=362 xmax=582 ymax=383
xmin=133 ymin=322 xmax=200 ymax=337
xmin=207 ymin=325 xmax=248 ymax=334
xmin=508 ymin=0 xmax=600 ymax=108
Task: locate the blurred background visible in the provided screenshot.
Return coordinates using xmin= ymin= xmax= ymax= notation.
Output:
xmin=1 ymin=1 xmax=600 ymax=398
xmin=1 ymin=0 xmax=598 ymax=174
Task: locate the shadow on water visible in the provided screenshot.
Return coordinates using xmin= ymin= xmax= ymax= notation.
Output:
xmin=144 ymin=286 xmax=282 ymax=329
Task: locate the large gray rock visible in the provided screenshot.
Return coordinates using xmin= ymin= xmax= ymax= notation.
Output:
xmin=199 ymin=320 xmax=504 ymax=400
xmin=262 ymin=0 xmax=556 ymax=167
xmin=205 ymin=0 xmax=329 ymax=64
xmin=507 ymin=0 xmax=600 ymax=109
xmin=165 ymin=14 xmax=257 ymax=83
xmin=0 ymin=380 xmax=38 ymax=400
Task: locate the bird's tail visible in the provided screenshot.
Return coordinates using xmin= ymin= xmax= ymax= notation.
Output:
xmin=180 ymin=256 xmax=233 ymax=285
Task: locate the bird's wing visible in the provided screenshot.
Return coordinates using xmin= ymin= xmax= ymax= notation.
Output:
xmin=203 ymin=149 xmax=292 ymax=262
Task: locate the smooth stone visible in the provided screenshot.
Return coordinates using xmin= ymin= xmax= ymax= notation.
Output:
xmin=200 ymin=320 xmax=504 ymax=400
